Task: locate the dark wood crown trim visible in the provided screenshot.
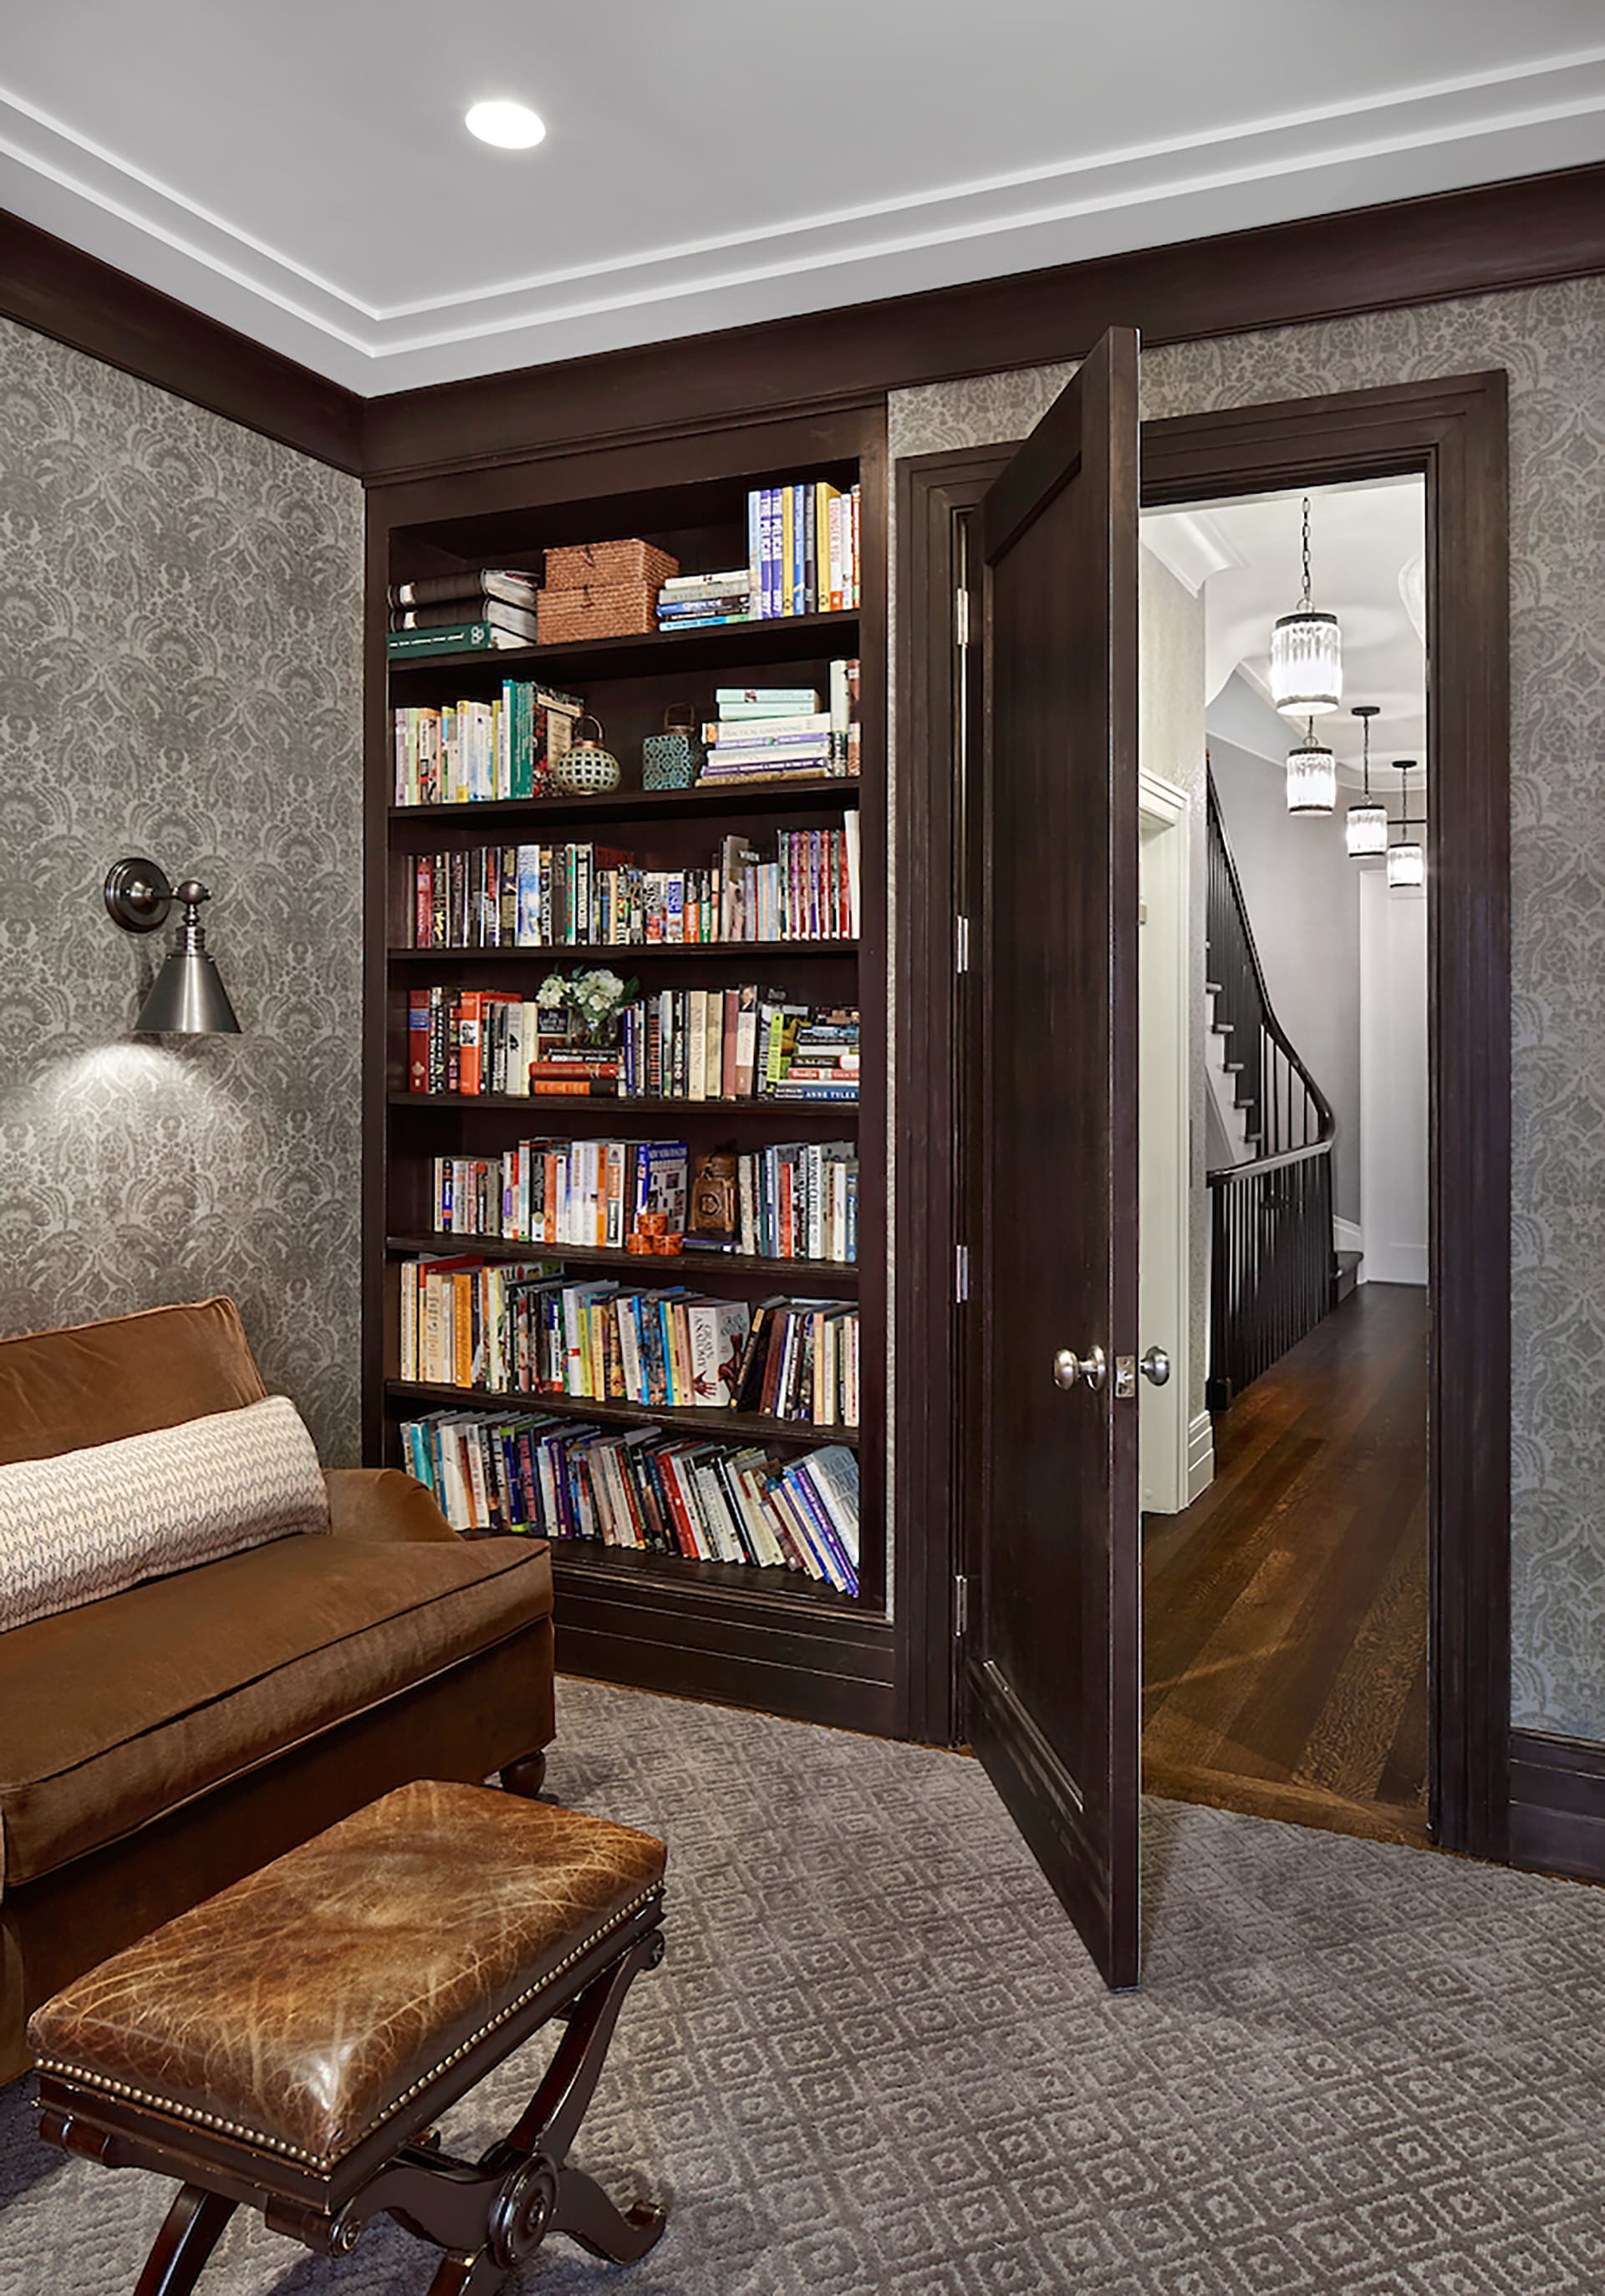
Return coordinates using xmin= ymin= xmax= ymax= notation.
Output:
xmin=0 ymin=211 xmax=363 ymax=473
xmin=360 ymin=160 xmax=1605 ymax=483
xmin=5 ymin=160 xmax=1604 ymax=485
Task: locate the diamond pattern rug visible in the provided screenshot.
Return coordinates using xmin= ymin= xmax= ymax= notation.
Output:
xmin=3 ymin=1676 xmax=1603 ymax=2293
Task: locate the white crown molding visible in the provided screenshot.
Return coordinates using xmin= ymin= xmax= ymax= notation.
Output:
xmin=3 ymin=47 xmax=1605 ymax=392
xmin=1142 ymin=511 xmax=1246 ymax=598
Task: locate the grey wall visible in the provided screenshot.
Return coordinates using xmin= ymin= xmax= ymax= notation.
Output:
xmin=890 ymin=272 xmax=1605 ymax=1742
xmin=0 ymin=316 xmax=364 ymax=1462
xmin=1209 ymin=732 xmax=1363 ymax=1225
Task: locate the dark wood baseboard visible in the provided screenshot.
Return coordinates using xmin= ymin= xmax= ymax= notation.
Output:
xmin=551 ymin=1556 xmax=899 ymax=1737
xmin=1509 ymin=1729 xmax=1605 ymax=1883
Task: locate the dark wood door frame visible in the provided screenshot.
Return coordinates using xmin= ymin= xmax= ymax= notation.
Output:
xmin=895 ymin=370 xmax=1511 ymax=1864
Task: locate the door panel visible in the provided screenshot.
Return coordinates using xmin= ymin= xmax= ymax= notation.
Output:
xmin=966 ymin=328 xmax=1142 ymax=1990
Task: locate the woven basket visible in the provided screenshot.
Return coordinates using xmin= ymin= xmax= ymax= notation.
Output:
xmin=537 ymin=579 xmax=660 ymax=645
xmin=543 ymin=538 xmax=679 ymax=592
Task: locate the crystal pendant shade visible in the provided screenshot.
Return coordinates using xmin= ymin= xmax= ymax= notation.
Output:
xmin=1387 ymin=839 xmax=1425 ymax=889
xmin=1271 ymin=609 xmax=1343 ymax=717
xmin=1286 ymin=732 xmax=1336 ymax=814
xmin=1345 ymin=800 xmax=1389 ymax=857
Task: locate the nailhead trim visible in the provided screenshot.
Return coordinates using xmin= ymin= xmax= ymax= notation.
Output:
xmin=35 ymin=1884 xmax=665 ymax=2174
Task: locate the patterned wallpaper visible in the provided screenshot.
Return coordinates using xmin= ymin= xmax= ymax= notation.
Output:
xmin=890 ymin=276 xmax=1605 ymax=1742
xmin=0 ymin=316 xmax=365 ymax=1463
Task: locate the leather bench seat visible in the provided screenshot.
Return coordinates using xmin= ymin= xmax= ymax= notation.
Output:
xmin=0 ymin=1534 xmax=553 ymax=1895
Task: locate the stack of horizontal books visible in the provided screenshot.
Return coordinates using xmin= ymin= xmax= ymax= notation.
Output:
xmin=655 ymin=568 xmax=753 ymax=630
xmin=388 ymin=567 xmax=540 ymax=656
xmin=698 ymin=662 xmax=858 ymax=785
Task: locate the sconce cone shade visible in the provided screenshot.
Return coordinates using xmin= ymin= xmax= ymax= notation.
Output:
xmin=1271 ymin=610 xmax=1343 ymax=717
xmin=1286 ymin=737 xmax=1336 ymax=814
xmin=1387 ymin=840 xmax=1426 ymax=890
xmin=1346 ymin=800 xmax=1389 ymax=857
xmin=135 ymin=946 xmax=241 ymax=1034
xmin=106 ymin=862 xmax=242 ymax=1034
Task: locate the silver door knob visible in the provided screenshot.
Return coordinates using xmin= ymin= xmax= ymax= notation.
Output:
xmin=1053 ymin=1344 xmax=1107 ymax=1392
xmin=1140 ymin=1346 xmax=1171 ymax=1387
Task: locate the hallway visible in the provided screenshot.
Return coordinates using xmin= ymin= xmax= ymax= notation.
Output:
xmin=1144 ymin=1283 xmax=1429 ymax=1847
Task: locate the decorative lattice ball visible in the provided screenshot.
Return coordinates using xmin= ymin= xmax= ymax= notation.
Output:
xmin=554 ymin=717 xmax=622 ymax=795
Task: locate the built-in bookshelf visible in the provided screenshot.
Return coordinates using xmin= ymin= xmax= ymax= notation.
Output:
xmin=364 ymin=409 xmax=891 ymax=1730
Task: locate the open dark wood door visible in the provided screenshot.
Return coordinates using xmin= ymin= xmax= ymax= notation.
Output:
xmin=966 ymin=328 xmax=1142 ymax=1989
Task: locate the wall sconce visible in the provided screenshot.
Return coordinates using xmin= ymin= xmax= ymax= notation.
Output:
xmin=104 ymin=859 xmax=242 ymax=1035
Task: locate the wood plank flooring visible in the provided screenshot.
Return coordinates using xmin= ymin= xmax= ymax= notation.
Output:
xmin=1144 ymin=1283 xmax=1429 ymax=1848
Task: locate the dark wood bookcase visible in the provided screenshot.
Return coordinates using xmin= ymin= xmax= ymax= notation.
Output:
xmin=363 ymin=406 xmax=894 ymax=1732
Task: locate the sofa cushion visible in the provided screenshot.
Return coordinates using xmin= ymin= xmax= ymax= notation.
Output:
xmin=0 ymin=1532 xmax=553 ymax=1893
xmin=0 ymin=1299 xmax=266 ymax=1467
xmin=0 ymin=1396 xmax=330 ymax=1635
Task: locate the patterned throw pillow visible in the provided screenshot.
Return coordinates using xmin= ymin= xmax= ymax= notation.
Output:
xmin=0 ymin=1395 xmax=329 ymax=1635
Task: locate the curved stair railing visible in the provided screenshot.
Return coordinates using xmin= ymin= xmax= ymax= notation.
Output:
xmin=1205 ymin=769 xmax=1338 ymax=1409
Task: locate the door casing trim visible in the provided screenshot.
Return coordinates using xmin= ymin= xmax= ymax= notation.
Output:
xmin=894 ymin=370 xmax=1511 ymax=1865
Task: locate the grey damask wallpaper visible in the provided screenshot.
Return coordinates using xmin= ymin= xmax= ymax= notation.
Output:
xmin=891 ymin=276 xmax=1605 ymax=1742
xmin=0 ymin=315 xmax=364 ymax=1462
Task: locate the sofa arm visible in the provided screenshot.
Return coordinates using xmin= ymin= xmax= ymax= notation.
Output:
xmin=323 ymin=1467 xmax=460 ymax=1544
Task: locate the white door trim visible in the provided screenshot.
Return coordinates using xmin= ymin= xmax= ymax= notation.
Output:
xmin=1139 ymin=768 xmax=1209 ymax=1513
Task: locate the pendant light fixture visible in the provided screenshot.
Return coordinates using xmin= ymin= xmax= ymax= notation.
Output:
xmin=1286 ymin=717 xmax=1336 ymax=814
xmin=1345 ymin=703 xmax=1388 ymax=857
xmin=1386 ymin=761 xmax=1425 ymax=889
xmin=1271 ymin=494 xmax=1343 ymax=717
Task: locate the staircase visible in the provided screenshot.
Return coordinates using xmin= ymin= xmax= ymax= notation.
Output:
xmin=1205 ymin=771 xmax=1342 ymax=1411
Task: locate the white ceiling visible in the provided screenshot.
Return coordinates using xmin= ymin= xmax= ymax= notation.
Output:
xmin=1143 ymin=476 xmax=1428 ymax=793
xmin=4 ymin=3 xmax=1605 ymax=395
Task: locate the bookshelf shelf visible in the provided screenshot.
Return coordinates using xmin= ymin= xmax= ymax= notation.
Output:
xmin=389 ymin=777 xmax=859 ymax=829
xmin=389 ymin=941 xmax=859 ymax=963
xmin=387 ymin=609 xmax=859 ymax=686
xmin=390 ymin=1092 xmax=858 ymax=1119
xmin=385 ymin=1379 xmax=859 ymax=1452
xmin=549 ymin=1538 xmax=859 ymax=1610
xmin=366 ymin=402 xmax=891 ymax=1731
xmin=387 ymin=1233 xmax=859 ymax=1289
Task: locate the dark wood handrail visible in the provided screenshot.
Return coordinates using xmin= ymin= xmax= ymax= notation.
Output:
xmin=1207 ymin=1138 xmax=1331 ymax=1186
xmin=1205 ymin=768 xmax=1336 ymax=1172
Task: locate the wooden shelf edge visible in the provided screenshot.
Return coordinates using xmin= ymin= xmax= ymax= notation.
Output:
xmin=386 ymin=609 xmax=860 ymax=678
xmin=389 ymin=940 xmax=859 ymax=962
xmin=547 ymin=1539 xmax=869 ymax=1615
xmin=389 ymin=1091 xmax=859 ymax=1116
xmin=387 ymin=1234 xmax=859 ymax=1287
xmin=385 ymin=1379 xmax=860 ymax=1451
xmin=388 ymin=777 xmax=860 ymax=826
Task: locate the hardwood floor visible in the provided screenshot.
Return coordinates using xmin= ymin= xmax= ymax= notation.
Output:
xmin=1144 ymin=1283 xmax=1429 ymax=1848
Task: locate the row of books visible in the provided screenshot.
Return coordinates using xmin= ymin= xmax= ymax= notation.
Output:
xmin=408 ymin=990 xmax=859 ymax=1104
xmin=699 ymin=669 xmax=859 ymax=784
xmin=646 ymin=482 xmax=862 ymax=632
xmin=399 ymin=1258 xmax=860 ymax=1427
xmin=400 ymin=821 xmax=860 ymax=949
xmin=400 ymin=1408 xmax=861 ymax=1589
xmin=392 ymin=683 xmax=584 ymax=805
xmin=425 ymin=1136 xmax=859 ymax=1264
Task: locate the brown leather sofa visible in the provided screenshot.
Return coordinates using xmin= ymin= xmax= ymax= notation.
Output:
xmin=0 ymin=1298 xmax=555 ymax=2082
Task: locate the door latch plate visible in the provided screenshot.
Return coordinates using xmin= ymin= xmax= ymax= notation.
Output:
xmin=1113 ymin=1355 xmax=1137 ymax=1399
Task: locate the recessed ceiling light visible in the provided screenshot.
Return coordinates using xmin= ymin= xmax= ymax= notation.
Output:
xmin=465 ymin=99 xmax=546 ymax=150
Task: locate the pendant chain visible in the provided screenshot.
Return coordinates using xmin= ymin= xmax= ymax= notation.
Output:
xmin=1301 ymin=494 xmax=1313 ymax=608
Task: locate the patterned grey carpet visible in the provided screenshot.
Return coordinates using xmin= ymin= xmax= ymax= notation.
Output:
xmin=4 ymin=1676 xmax=1605 ymax=2294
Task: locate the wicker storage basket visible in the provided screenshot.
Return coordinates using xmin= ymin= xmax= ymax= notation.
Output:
xmin=537 ymin=579 xmax=660 ymax=645
xmin=543 ymin=538 xmax=678 ymax=591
